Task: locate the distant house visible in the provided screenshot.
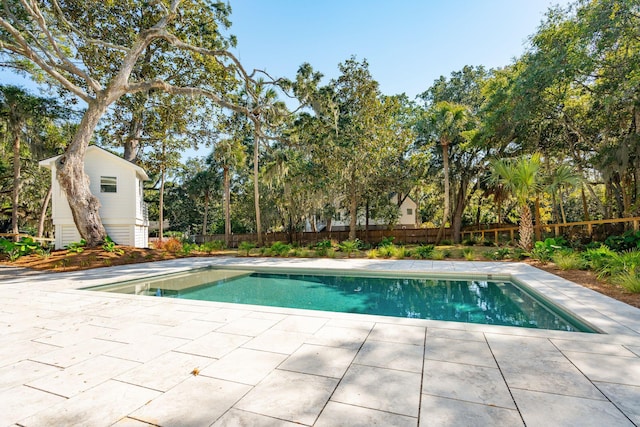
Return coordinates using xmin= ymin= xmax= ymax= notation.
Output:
xmin=308 ymin=193 xmax=418 ymax=232
xmin=39 ymin=146 xmax=150 ymax=249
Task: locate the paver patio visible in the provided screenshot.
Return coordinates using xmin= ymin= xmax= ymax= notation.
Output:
xmin=1 ymin=257 xmax=639 ymax=426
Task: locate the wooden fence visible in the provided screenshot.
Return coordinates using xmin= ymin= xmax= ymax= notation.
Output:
xmin=460 ymin=217 xmax=640 ymax=244
xmin=196 ymin=216 xmax=640 ymax=248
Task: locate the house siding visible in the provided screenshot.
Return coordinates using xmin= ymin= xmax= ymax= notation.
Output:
xmin=40 ymin=147 xmax=150 ymax=249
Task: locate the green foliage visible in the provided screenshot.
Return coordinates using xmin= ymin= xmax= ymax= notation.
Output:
xmin=378 ymin=237 xmax=395 ymax=247
xmin=581 ymin=245 xmax=617 ymax=272
xmin=604 ymin=230 xmax=640 ymax=252
xmin=377 ymin=245 xmax=395 ymax=258
xmin=102 ymin=236 xmax=124 ymax=255
xmin=366 ymin=248 xmax=379 ymax=259
xmin=551 ymin=252 xmax=586 ymax=271
xmin=431 ymin=249 xmax=445 ymax=260
xmin=412 ymin=244 xmax=435 ymax=259
xmin=462 ymin=247 xmax=475 ymax=260
xmin=338 ymin=240 xmax=361 ymax=257
xmin=612 ymin=270 xmax=640 ymax=293
xmin=530 ymin=237 xmax=568 ymax=263
xmin=483 ymin=247 xmax=511 ymax=260
xmin=66 ymin=239 xmax=87 ymax=254
xmin=269 ymin=241 xmax=292 ymax=257
xmin=440 ymin=239 xmax=453 ymax=246
xmin=594 ymin=250 xmax=640 ymax=279
xmin=200 ymin=240 xmax=225 ymax=253
xmin=180 ymin=243 xmax=199 ymax=256
xmin=391 ymin=246 xmax=408 ymax=259
xmin=0 ymin=237 xmax=43 ymax=261
xmin=314 ymin=239 xmax=334 ymax=256
xmin=237 ymin=241 xmax=256 ymax=256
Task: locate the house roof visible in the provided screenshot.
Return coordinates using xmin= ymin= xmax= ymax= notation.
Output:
xmin=39 ymin=145 xmax=150 ymax=181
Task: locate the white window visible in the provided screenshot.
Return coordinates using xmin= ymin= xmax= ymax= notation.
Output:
xmin=406 ymin=208 xmax=413 ymax=215
xmin=100 ymin=176 xmax=117 ymax=193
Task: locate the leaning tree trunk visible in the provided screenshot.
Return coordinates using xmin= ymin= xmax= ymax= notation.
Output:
xmin=37 ymin=186 xmax=53 ymax=238
xmin=519 ymin=203 xmax=534 ymax=251
xmin=11 ymin=125 xmax=21 ymax=241
xmin=55 ymin=99 xmax=110 ymax=247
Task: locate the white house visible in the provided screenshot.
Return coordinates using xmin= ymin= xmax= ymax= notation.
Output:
xmin=39 ymin=146 xmax=150 ymax=249
xmin=308 ymin=193 xmax=418 ymax=232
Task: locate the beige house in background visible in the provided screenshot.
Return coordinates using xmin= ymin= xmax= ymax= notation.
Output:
xmin=39 ymin=146 xmax=150 ymax=249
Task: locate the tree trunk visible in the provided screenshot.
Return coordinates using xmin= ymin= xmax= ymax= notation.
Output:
xmin=534 ymin=196 xmax=542 ymax=241
xmin=435 ymin=142 xmax=450 ymax=244
xmin=55 ymin=99 xmax=110 ymax=247
xmin=348 ymin=188 xmax=358 ymax=241
xmin=202 ymin=193 xmax=209 ymax=235
xmin=159 ymin=164 xmax=165 ymax=241
xmin=581 ymin=186 xmax=590 ymax=221
xmin=11 ymin=125 xmax=21 ymax=241
xmin=124 ymin=114 xmax=143 ymax=163
xmin=559 ymin=190 xmax=567 ymax=223
xmin=253 ymin=130 xmax=263 ymax=246
xmin=365 ymin=199 xmax=370 ymax=244
xmin=519 ymin=203 xmax=534 ymax=251
xmin=37 ymin=186 xmax=53 ymax=238
xmin=223 ymin=166 xmax=231 ymax=248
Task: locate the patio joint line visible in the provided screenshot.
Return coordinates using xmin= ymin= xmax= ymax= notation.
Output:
xmin=484 ymin=332 xmax=526 ymax=425
xmin=416 ymin=326 xmax=427 ymax=427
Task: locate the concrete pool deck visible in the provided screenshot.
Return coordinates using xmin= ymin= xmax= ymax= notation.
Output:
xmin=1 ymin=257 xmax=639 ymax=426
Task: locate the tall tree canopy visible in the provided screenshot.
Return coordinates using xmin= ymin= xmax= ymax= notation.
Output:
xmin=0 ymin=0 xmax=283 ymax=246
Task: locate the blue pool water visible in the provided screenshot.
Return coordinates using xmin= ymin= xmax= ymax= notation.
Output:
xmin=88 ymin=268 xmax=596 ymax=332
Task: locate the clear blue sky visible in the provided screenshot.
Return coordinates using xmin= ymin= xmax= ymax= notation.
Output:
xmin=225 ymin=0 xmax=572 ymax=98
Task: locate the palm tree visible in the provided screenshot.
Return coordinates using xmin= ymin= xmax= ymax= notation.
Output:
xmin=426 ymin=101 xmax=469 ymax=243
xmin=489 ymin=153 xmax=543 ymax=250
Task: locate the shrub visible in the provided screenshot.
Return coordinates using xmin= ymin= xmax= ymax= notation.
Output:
xmin=530 ymin=237 xmax=568 ymax=263
xmin=338 ymin=240 xmax=360 ymax=258
xmin=201 ymin=240 xmax=225 ymax=253
xmin=102 ymin=236 xmax=124 ymax=255
xmin=66 ymin=239 xmax=87 ymax=254
xmin=462 ymin=238 xmax=477 ymax=246
xmin=551 ymin=251 xmax=586 ymax=270
xmin=440 ymin=239 xmax=453 ymax=246
xmin=581 ymin=245 xmax=617 ymax=272
xmin=315 ymin=239 xmax=333 ymax=256
xmin=412 ymin=244 xmax=434 ymax=259
xmin=378 ymin=236 xmax=395 ymax=248
xmin=366 ymin=248 xmax=379 ymax=259
xmin=238 ymin=241 xmax=256 ymax=256
xmin=270 ymin=241 xmax=292 ymax=257
xmin=377 ymin=245 xmax=394 ymax=258
xmin=391 ymin=246 xmax=408 ymax=259
xmin=483 ymin=248 xmax=511 ymax=260
xmin=431 ymin=249 xmax=445 ymax=260
xmin=612 ymin=270 xmax=640 ymax=293
xmin=180 ymin=243 xmax=199 ymax=255
xmin=154 ymin=237 xmax=183 ymax=253
xmin=462 ymin=247 xmax=474 ymax=260
xmin=596 ymin=250 xmax=640 ymax=278
xmin=605 ymin=230 xmax=640 ymax=252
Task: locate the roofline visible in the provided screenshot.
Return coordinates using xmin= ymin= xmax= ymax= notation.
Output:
xmin=39 ymin=146 xmax=149 ymax=181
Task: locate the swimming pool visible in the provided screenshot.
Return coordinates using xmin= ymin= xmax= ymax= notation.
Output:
xmin=86 ymin=267 xmax=596 ymax=332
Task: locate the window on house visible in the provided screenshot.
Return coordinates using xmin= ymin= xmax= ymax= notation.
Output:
xmin=100 ymin=176 xmax=117 ymax=193
xmin=406 ymin=208 xmax=413 ymax=215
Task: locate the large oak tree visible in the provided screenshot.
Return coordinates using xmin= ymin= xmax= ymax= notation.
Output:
xmin=0 ymin=0 xmax=279 ymax=246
